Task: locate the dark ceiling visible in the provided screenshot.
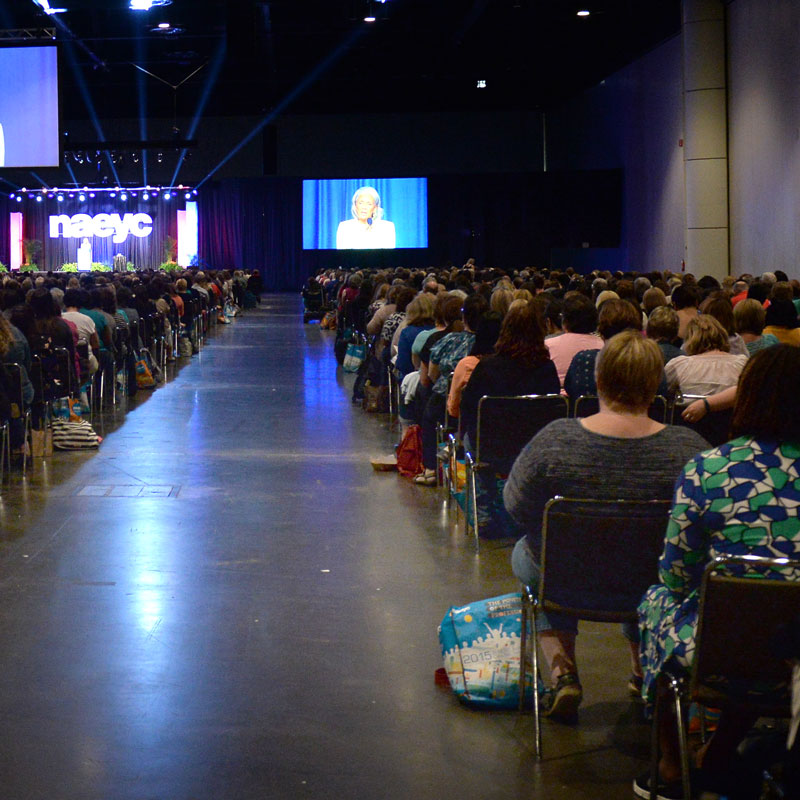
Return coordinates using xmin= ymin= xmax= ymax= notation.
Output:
xmin=2 ymin=0 xmax=682 ymax=124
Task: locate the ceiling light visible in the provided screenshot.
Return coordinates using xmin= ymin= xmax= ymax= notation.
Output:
xmin=577 ymin=9 xmax=591 ymax=17
xmin=364 ymin=15 xmax=376 ymax=22
xmin=158 ymin=22 xmax=170 ymax=29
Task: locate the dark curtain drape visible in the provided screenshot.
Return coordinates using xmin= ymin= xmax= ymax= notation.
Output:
xmin=198 ymin=171 xmax=621 ymax=290
xmin=199 ymin=177 xmax=303 ymax=292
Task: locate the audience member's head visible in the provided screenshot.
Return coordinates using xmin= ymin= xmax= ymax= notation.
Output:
xmin=733 ymin=298 xmax=766 ymax=336
xmin=596 ymin=330 xmax=662 ymax=412
xmin=646 ymin=306 xmax=680 ymax=342
xmin=597 ymin=298 xmax=641 ymax=341
xmin=683 ymin=315 xmax=730 ymax=355
xmin=561 ymin=292 xmax=598 ymax=334
xmin=493 ymin=300 xmax=549 ymax=364
xmin=642 ymin=287 xmax=667 ymax=315
xmin=731 ymin=345 xmax=800 ymax=443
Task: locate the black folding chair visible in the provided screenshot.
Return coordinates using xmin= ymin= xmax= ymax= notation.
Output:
xmin=519 ymin=495 xmax=671 ymax=759
xmin=464 ymin=394 xmax=569 ymax=549
xmin=648 ymin=554 xmax=800 ymax=800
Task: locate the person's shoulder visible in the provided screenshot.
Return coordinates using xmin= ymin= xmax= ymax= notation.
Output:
xmin=657 ymin=424 xmax=710 ymax=453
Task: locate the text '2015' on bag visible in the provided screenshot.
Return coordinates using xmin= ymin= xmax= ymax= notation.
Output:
xmin=438 ymin=592 xmax=533 ymax=708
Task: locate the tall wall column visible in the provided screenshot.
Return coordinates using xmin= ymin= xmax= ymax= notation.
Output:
xmin=683 ymin=0 xmax=729 ymax=279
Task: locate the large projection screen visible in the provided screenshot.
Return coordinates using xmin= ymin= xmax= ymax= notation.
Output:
xmin=0 ymin=46 xmax=60 ymax=168
xmin=303 ymin=178 xmax=428 ymax=250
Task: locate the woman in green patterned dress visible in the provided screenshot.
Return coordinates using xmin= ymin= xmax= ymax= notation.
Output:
xmin=635 ymin=344 xmax=800 ymax=799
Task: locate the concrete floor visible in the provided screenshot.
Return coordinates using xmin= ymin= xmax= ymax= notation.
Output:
xmin=0 ymin=295 xmax=651 ymax=799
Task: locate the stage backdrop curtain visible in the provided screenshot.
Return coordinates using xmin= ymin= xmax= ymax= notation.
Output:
xmin=17 ymin=197 xmax=180 ymax=271
xmin=302 ymin=178 xmax=427 ymax=249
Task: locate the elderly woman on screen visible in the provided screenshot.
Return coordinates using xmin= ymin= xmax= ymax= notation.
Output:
xmin=336 ymin=186 xmax=396 ymax=250
xmin=504 ymin=331 xmax=708 ymax=721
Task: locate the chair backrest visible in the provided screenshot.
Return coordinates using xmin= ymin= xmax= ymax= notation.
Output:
xmin=691 ymin=555 xmax=800 ymax=710
xmin=573 ymin=394 xmax=670 ymax=423
xmin=539 ymin=496 xmax=671 ymax=622
xmin=5 ymin=362 xmax=25 ymax=417
xmin=673 ymin=394 xmax=733 ymax=447
xmin=476 ymin=394 xmax=569 ymax=475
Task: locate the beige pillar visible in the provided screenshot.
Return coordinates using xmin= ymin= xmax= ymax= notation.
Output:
xmin=683 ymin=0 xmax=729 ymax=280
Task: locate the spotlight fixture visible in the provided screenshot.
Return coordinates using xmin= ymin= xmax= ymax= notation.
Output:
xmin=78 ymin=193 xmax=86 ymax=201
xmin=57 ymin=195 xmax=64 ymax=202
xmin=130 ymin=0 xmax=172 ymax=10
xmin=120 ymin=192 xmax=128 ymax=201
xmin=476 ymin=79 xmax=487 ymax=89
xmin=577 ymin=9 xmax=591 ymax=16
xmin=143 ymin=192 xmax=150 ymax=200
xmin=164 ymin=192 xmax=171 ymax=200
xmin=109 ymin=192 xmax=116 ymax=198
xmin=16 ymin=196 xmax=22 ymax=203
xmin=8 ymin=194 xmax=14 ymax=199
xmin=184 ymin=192 xmax=191 ymax=200
xmin=89 ymin=192 xmax=96 ymax=198
xmin=36 ymin=195 xmax=42 ymax=202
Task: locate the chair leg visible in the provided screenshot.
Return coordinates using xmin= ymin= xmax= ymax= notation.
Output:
xmin=649 ymin=688 xmax=661 ymax=800
xmin=532 ymin=608 xmax=542 ymax=760
xmin=671 ymin=676 xmax=692 ymax=800
xmin=519 ymin=592 xmax=529 ymax=713
xmin=470 ymin=466 xmax=480 ymax=550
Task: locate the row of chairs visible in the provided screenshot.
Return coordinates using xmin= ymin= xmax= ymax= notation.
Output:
xmin=517 ymin=495 xmax=800 ymax=800
xmin=439 ymin=389 xmax=732 ymax=550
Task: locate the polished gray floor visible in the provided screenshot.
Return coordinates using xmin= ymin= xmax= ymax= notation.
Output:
xmin=0 ymin=295 xmax=650 ymax=799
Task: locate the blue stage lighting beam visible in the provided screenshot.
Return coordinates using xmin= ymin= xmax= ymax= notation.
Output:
xmin=29 ymin=172 xmax=51 ymax=190
xmin=62 ymin=41 xmax=121 ymax=186
xmin=64 ymin=161 xmax=80 ymax=188
xmin=170 ymin=38 xmax=227 ymax=188
xmin=197 ymin=27 xmax=364 ymax=188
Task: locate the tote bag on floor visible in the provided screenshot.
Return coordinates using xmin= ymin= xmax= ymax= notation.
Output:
xmin=438 ymin=592 xmax=533 ymax=708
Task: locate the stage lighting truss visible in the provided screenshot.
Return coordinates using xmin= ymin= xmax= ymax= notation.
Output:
xmin=9 ymin=185 xmax=197 ymax=201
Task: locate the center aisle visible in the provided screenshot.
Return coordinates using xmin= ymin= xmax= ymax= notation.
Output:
xmin=0 ymin=295 xmax=644 ymax=799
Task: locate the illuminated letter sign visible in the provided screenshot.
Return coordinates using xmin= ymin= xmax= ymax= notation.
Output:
xmin=49 ymin=212 xmax=153 ymax=244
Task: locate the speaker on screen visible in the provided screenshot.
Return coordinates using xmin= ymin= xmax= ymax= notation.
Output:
xmin=303 ymin=178 xmax=428 ymax=250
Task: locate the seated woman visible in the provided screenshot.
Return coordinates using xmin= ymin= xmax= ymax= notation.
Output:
xmin=636 ymin=345 xmax=800 ymax=799
xmin=700 ymin=294 xmax=749 ymax=356
xmin=460 ymin=300 xmax=558 ymax=452
xmin=414 ymin=293 xmax=488 ymax=486
xmin=733 ymin=297 xmax=779 ymax=355
xmin=664 ymin=315 xmax=748 ymax=397
xmin=762 ymin=298 xmax=800 ymax=346
xmin=646 ymin=306 xmax=683 ymax=365
xmin=446 ymin=311 xmax=503 ymax=422
xmin=394 ymin=293 xmax=435 ymax=379
xmin=564 ymin=298 xmax=642 ymax=399
xmin=504 ymin=331 xmax=708 ymax=720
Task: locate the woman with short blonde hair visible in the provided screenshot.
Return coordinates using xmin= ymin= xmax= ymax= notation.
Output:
xmin=665 ymin=315 xmax=748 ymax=396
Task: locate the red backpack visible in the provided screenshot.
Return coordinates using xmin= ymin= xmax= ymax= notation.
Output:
xmin=396 ymin=424 xmax=423 ymax=478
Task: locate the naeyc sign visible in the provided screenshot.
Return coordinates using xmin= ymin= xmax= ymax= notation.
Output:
xmin=49 ymin=212 xmax=153 ymax=244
